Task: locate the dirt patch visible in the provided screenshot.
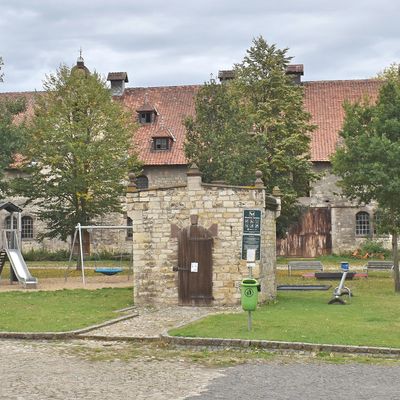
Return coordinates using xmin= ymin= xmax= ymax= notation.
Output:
xmin=0 ymin=274 xmax=133 ymax=292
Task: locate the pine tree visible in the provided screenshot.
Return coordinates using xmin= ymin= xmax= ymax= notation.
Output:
xmin=185 ymin=37 xmax=316 ymax=234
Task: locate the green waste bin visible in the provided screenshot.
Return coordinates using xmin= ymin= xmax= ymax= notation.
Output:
xmin=241 ymin=278 xmax=259 ymax=311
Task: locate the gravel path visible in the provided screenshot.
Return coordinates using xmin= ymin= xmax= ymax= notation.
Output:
xmin=88 ymin=305 xmax=241 ymax=338
xmin=0 ymin=340 xmax=222 ymax=400
xmin=2 ymin=340 xmax=400 ymax=400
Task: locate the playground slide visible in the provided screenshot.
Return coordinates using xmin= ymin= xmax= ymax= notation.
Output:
xmin=6 ymin=249 xmax=37 ymax=287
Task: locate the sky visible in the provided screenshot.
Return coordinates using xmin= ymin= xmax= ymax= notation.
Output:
xmin=2 ymin=0 xmax=400 ymax=92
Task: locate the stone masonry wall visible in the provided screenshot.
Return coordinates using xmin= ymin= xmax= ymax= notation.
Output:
xmin=127 ymin=170 xmax=278 ymax=306
xmin=300 ymin=162 xmax=391 ymax=253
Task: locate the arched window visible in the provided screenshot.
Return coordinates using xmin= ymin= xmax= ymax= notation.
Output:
xmin=126 ymin=216 xmax=133 ymax=239
xmin=356 ymin=212 xmax=370 ymax=236
xmin=21 ymin=216 xmax=34 ymax=239
xmin=136 ymin=175 xmax=149 ymax=189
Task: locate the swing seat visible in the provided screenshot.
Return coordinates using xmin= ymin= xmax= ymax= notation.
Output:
xmin=94 ymin=267 xmax=123 ymax=276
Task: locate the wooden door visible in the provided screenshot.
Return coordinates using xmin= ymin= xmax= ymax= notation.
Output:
xmin=177 ymin=223 xmax=213 ymax=306
xmin=277 ymin=207 xmax=332 ymax=257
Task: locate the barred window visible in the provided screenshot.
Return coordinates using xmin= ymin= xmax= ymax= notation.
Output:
xmin=356 ymin=212 xmax=370 ymax=236
xmin=21 ymin=216 xmax=34 ymax=239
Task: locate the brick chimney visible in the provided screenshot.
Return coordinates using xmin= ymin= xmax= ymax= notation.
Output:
xmin=107 ymin=72 xmax=128 ymax=96
xmin=285 ymin=64 xmax=304 ymax=84
xmin=218 ymin=70 xmax=235 ymax=83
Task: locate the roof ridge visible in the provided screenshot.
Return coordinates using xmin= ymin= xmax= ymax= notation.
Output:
xmin=304 ymin=78 xmax=379 ymax=84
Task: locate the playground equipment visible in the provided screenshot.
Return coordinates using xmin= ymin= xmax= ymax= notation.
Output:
xmin=66 ymin=223 xmax=133 ymax=285
xmin=328 ymin=262 xmax=352 ymax=305
xmin=0 ymin=202 xmax=37 ymax=288
xmin=277 ymin=285 xmax=331 ymax=291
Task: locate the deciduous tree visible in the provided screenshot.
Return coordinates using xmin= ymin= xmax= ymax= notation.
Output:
xmin=13 ymin=63 xmax=140 ymax=242
xmin=0 ymin=57 xmax=26 ymax=197
xmin=332 ymin=65 xmax=400 ymax=291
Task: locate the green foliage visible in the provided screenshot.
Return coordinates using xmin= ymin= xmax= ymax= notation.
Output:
xmin=22 ymin=248 xmax=70 ymax=261
xmin=332 ymin=69 xmax=400 ymax=290
xmin=12 ymin=64 xmax=141 ymax=241
xmin=359 ymin=239 xmax=390 ymax=258
xmin=0 ymin=61 xmax=27 ymax=195
xmin=184 ymin=37 xmax=316 ymax=234
xmin=185 ymin=79 xmax=255 ymax=185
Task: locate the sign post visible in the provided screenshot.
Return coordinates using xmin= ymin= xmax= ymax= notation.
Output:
xmin=240 ymin=209 xmax=262 ymax=331
xmin=241 ymin=209 xmax=261 ymax=260
xmin=246 ymin=248 xmax=256 ymax=331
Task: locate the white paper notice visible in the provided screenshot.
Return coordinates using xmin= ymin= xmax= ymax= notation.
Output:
xmin=191 ymin=262 xmax=199 ymax=272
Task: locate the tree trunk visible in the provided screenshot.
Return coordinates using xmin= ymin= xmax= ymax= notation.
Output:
xmin=392 ymin=231 xmax=400 ymax=292
xmin=70 ymin=232 xmax=82 ymax=271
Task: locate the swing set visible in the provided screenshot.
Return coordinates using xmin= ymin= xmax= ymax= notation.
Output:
xmin=65 ymin=223 xmax=133 ymax=285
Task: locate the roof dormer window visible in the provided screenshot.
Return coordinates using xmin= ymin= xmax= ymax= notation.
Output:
xmin=153 ymin=137 xmax=170 ymax=151
xmin=137 ymin=104 xmax=158 ymax=124
xmin=139 ymin=111 xmax=154 ymax=124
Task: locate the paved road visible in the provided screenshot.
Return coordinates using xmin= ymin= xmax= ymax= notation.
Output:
xmin=188 ymin=362 xmax=400 ymax=400
xmin=2 ymin=339 xmax=400 ymax=400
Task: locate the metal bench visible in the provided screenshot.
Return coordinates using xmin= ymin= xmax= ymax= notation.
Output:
xmin=287 ymin=260 xmax=323 ymax=276
xmin=364 ymin=260 xmax=394 ymax=272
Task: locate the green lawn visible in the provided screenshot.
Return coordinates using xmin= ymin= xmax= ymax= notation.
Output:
xmin=170 ymin=272 xmax=400 ymax=348
xmin=0 ymin=287 xmax=133 ymax=332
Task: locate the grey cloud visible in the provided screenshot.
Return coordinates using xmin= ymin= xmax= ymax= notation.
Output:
xmin=2 ymin=0 xmax=400 ymax=91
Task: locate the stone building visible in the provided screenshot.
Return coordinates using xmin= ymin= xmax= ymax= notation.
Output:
xmin=126 ymin=166 xmax=280 ymax=306
xmin=0 ymin=58 xmax=386 ymax=256
xmin=277 ymin=79 xmax=384 ymax=256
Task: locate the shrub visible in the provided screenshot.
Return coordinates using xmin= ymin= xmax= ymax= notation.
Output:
xmin=359 ymin=239 xmax=390 ymax=259
xmin=22 ymin=249 xmax=70 ymax=261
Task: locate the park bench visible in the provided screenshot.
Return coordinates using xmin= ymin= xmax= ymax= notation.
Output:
xmin=287 ymin=260 xmax=323 ymax=276
xmin=363 ymin=260 xmax=394 ymax=273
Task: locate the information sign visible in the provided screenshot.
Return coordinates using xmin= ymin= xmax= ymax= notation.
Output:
xmin=243 ymin=210 xmax=261 ymax=234
xmin=241 ymin=235 xmax=261 ymax=260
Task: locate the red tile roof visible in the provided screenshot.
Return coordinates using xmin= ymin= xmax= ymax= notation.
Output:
xmin=304 ymin=79 xmax=381 ymax=161
xmin=121 ymin=85 xmax=199 ymax=165
xmin=1 ymin=79 xmax=384 ymax=165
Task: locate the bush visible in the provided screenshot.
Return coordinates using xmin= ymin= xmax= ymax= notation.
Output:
xmin=358 ymin=239 xmax=390 ymax=259
xmin=22 ymin=248 xmax=70 ymax=261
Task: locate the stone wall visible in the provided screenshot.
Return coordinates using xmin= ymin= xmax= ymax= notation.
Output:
xmin=301 ymin=162 xmax=389 ymax=253
xmin=127 ymin=167 xmax=279 ymax=307
xmin=143 ymin=165 xmax=188 ymax=188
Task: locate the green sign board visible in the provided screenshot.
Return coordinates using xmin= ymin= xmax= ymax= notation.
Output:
xmin=241 ymin=234 xmax=261 ymax=260
xmin=243 ymin=209 xmax=261 ymax=234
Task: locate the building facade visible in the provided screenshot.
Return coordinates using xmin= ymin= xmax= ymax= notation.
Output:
xmin=0 ymin=59 xmax=385 ymax=256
